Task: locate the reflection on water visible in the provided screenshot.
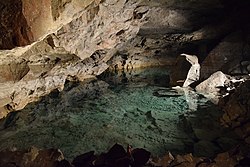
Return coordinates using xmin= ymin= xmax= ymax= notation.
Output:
xmin=0 ymin=67 xmax=239 ymax=159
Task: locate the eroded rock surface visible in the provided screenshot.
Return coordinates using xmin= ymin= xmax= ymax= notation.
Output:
xmin=196 ymin=71 xmax=230 ymax=100
xmin=0 ymin=0 xmax=33 ymax=49
xmin=220 ymin=80 xmax=250 ymax=145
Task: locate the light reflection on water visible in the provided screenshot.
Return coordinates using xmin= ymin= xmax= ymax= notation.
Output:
xmin=0 ymin=67 xmax=239 ymax=159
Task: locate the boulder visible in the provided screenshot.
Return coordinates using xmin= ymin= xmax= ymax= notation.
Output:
xmin=72 ymin=151 xmax=95 ymax=167
xmin=0 ymin=147 xmax=65 ymax=167
xmin=196 ymin=71 xmax=230 ymax=97
xmin=131 ymin=148 xmax=151 ymax=167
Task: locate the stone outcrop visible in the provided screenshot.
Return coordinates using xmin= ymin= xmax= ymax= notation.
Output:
xmin=219 ymin=80 xmax=250 ymax=145
xmin=196 ymin=71 xmax=230 ymax=97
xmin=181 ymin=54 xmax=200 ymax=87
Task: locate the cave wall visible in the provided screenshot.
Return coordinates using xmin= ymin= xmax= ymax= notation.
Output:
xmin=0 ymin=0 xmax=33 ymax=49
xmin=22 ymin=0 xmax=53 ymax=40
xmin=21 ymin=0 xmax=100 ymax=41
xmin=0 ymin=0 xmax=250 ymax=118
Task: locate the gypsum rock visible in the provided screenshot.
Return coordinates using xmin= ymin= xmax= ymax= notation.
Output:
xmin=181 ymin=53 xmax=200 ymax=87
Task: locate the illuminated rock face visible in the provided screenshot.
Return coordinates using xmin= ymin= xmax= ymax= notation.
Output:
xmin=181 ymin=54 xmax=200 ymax=88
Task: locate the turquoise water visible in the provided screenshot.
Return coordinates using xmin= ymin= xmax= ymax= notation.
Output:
xmin=0 ymin=67 xmax=239 ymax=159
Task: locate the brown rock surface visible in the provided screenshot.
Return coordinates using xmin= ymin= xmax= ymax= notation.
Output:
xmin=220 ymin=80 xmax=250 ymax=144
xmin=0 ymin=0 xmax=33 ymax=49
xmin=22 ymin=0 xmax=53 ymax=40
xmin=0 ymin=145 xmax=247 ymax=167
xmin=0 ymin=147 xmax=64 ymax=167
xmin=201 ymin=31 xmax=250 ymax=79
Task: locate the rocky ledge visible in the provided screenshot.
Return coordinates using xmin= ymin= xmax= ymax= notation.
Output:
xmin=0 ymin=143 xmax=249 ymax=167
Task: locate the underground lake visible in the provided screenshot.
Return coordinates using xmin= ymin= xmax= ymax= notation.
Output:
xmin=0 ymin=67 xmax=240 ymax=160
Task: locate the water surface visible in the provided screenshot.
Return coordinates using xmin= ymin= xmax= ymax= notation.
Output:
xmin=0 ymin=67 xmax=239 ymax=159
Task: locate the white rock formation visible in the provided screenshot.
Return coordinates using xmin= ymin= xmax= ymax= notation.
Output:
xmin=195 ymin=71 xmax=231 ymax=103
xmin=181 ymin=53 xmax=200 ymax=87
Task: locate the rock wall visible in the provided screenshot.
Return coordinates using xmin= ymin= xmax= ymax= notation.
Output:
xmin=0 ymin=0 xmax=250 ymax=118
xmin=21 ymin=0 xmax=100 ymax=40
xmin=0 ymin=0 xmax=33 ymax=49
xmin=22 ymin=0 xmax=53 ymax=40
xmin=220 ymin=80 xmax=250 ymax=145
xmin=201 ymin=31 xmax=250 ymax=79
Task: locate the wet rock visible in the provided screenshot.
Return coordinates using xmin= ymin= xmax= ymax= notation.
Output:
xmin=148 ymin=152 xmax=174 ymax=167
xmin=219 ymin=80 xmax=250 ymax=144
xmin=237 ymin=157 xmax=250 ymax=167
xmin=193 ymin=128 xmax=220 ymax=141
xmin=106 ymin=143 xmax=127 ymax=162
xmin=0 ymin=147 xmax=64 ymax=167
xmin=173 ymin=153 xmax=202 ymax=167
xmin=56 ymin=159 xmax=73 ymax=167
xmin=216 ymin=137 xmax=239 ymax=151
xmin=229 ymin=61 xmax=250 ymax=75
xmin=170 ymin=55 xmax=190 ymax=86
xmin=194 ymin=140 xmax=220 ymax=157
xmin=72 ymin=151 xmax=96 ymax=167
xmin=131 ymin=148 xmax=151 ymax=167
xmin=213 ymin=152 xmax=236 ymax=167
